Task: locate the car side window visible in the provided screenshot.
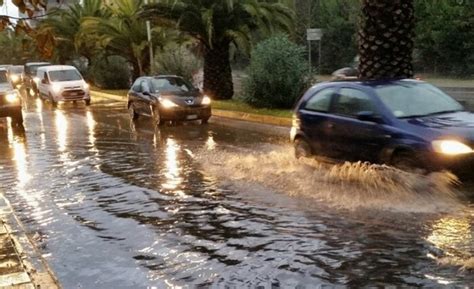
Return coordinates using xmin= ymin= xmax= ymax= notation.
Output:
xmin=304 ymin=88 xmax=336 ymax=112
xmin=43 ymin=72 xmax=49 ymax=83
xmin=132 ymin=80 xmax=141 ymax=92
xmin=333 ymin=88 xmax=376 ymax=117
xmin=140 ymin=80 xmax=150 ymax=93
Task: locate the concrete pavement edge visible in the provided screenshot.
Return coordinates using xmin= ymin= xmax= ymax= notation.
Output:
xmin=0 ymin=194 xmax=61 ymax=289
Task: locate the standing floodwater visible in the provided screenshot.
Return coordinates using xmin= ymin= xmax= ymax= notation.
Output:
xmin=0 ymin=98 xmax=473 ymax=288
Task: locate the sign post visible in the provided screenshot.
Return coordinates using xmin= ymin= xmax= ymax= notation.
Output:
xmin=307 ymin=28 xmax=323 ymax=74
xmin=145 ymin=0 xmax=154 ymax=74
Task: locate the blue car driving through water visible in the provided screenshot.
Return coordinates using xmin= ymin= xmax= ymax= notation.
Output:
xmin=291 ymin=79 xmax=474 ymax=175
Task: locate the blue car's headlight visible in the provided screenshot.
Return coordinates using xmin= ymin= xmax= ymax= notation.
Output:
xmin=432 ymin=140 xmax=473 ymax=155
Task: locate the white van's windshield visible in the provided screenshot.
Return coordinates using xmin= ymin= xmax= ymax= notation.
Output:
xmin=49 ymin=69 xmax=82 ymax=82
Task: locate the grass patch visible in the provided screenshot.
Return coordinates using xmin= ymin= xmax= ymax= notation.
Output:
xmin=213 ymin=99 xmax=292 ymax=118
xmin=94 ymin=88 xmax=129 ymax=97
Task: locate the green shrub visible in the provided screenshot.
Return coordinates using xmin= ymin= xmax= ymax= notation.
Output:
xmin=243 ymin=35 xmax=310 ymax=109
xmin=154 ymin=44 xmax=202 ymax=82
xmin=88 ymin=55 xmax=131 ymax=89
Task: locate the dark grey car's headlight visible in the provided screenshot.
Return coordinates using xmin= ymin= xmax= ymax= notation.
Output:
xmin=159 ymin=97 xmax=178 ymax=109
xmin=202 ymin=95 xmax=211 ymax=105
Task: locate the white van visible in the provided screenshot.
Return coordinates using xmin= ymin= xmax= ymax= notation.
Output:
xmin=36 ymin=65 xmax=90 ymax=106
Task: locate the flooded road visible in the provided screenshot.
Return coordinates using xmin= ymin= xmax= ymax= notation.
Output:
xmin=0 ymin=96 xmax=473 ymax=288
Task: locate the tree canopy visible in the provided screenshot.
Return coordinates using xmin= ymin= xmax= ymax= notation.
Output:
xmin=140 ymin=0 xmax=294 ymax=99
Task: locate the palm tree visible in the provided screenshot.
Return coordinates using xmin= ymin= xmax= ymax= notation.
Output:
xmin=140 ymin=0 xmax=293 ymax=100
xmin=358 ymin=0 xmax=415 ymax=80
xmin=81 ymin=0 xmax=170 ymax=79
xmin=36 ymin=0 xmax=108 ymax=64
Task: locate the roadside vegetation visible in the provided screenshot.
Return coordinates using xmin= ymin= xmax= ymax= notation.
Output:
xmin=0 ymin=0 xmax=473 ymax=110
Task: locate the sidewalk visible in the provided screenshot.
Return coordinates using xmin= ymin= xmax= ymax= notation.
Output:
xmin=0 ymin=194 xmax=60 ymax=289
xmin=91 ymin=90 xmax=292 ymax=127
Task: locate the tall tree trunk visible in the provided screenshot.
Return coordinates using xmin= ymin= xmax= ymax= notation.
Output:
xmin=358 ymin=0 xmax=415 ymax=80
xmin=131 ymin=61 xmax=141 ymax=81
xmin=203 ymin=41 xmax=234 ymax=100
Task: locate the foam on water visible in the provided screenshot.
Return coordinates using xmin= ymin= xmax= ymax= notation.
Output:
xmin=198 ymin=146 xmax=465 ymax=213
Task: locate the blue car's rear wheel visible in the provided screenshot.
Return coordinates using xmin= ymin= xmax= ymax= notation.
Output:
xmin=294 ymin=138 xmax=312 ymax=159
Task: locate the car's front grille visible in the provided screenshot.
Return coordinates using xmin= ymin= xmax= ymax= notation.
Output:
xmin=62 ymin=89 xmax=85 ymax=99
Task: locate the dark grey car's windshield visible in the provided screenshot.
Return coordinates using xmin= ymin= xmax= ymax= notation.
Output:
xmin=375 ymin=82 xmax=463 ymax=118
xmin=151 ymin=77 xmax=194 ymax=93
xmin=26 ymin=64 xmax=50 ymax=75
xmin=49 ymin=69 xmax=82 ymax=82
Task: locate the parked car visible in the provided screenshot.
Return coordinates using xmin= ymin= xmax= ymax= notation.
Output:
xmin=127 ymin=75 xmax=212 ymax=126
xmin=23 ymin=62 xmax=51 ymax=96
xmin=0 ymin=68 xmax=23 ymax=125
xmin=7 ymin=65 xmax=24 ymax=88
xmin=291 ymin=79 xmax=474 ymax=175
xmin=36 ymin=65 xmax=90 ymax=106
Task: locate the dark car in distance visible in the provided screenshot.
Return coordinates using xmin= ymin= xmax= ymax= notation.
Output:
xmin=291 ymin=79 xmax=474 ymax=175
xmin=0 ymin=69 xmax=23 ymax=125
xmin=7 ymin=65 xmax=24 ymax=88
xmin=127 ymin=75 xmax=212 ymax=126
xmin=23 ymin=62 xmax=51 ymax=96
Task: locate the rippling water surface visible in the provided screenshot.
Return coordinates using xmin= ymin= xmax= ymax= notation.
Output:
xmin=0 ymin=98 xmax=473 ymax=288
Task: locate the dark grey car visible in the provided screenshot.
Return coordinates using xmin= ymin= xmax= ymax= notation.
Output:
xmin=0 ymin=69 xmax=23 ymax=125
xmin=127 ymin=75 xmax=212 ymax=126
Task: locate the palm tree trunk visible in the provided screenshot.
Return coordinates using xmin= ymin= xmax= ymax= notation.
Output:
xmin=358 ymin=0 xmax=415 ymax=80
xmin=203 ymin=41 xmax=234 ymax=100
xmin=131 ymin=61 xmax=141 ymax=81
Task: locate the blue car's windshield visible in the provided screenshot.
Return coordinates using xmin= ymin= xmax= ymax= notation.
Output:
xmin=375 ymin=82 xmax=464 ymax=118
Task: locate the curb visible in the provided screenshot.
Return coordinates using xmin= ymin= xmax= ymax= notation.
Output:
xmin=91 ymin=90 xmax=292 ymax=127
xmin=0 ymin=194 xmax=61 ymax=289
xmin=91 ymin=90 xmax=125 ymax=102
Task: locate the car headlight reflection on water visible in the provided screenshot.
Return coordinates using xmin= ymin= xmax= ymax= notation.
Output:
xmin=432 ymin=140 xmax=473 ymax=155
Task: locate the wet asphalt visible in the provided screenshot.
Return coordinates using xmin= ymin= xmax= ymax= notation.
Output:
xmin=0 ymin=95 xmax=473 ymax=288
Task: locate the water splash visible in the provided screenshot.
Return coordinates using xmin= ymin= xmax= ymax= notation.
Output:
xmin=197 ymin=146 xmax=464 ymax=213
xmin=437 ymin=256 xmax=474 ymax=271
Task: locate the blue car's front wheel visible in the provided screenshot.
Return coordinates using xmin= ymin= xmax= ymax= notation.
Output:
xmin=391 ymin=151 xmax=426 ymax=174
xmin=294 ymin=138 xmax=312 ymax=159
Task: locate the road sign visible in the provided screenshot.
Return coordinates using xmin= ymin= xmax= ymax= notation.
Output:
xmin=307 ymin=28 xmax=323 ymax=41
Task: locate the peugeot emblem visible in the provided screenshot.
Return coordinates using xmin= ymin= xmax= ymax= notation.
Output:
xmin=185 ymin=98 xmax=194 ymax=105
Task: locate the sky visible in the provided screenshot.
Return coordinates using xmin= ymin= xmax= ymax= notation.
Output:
xmin=0 ymin=0 xmax=19 ymax=18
